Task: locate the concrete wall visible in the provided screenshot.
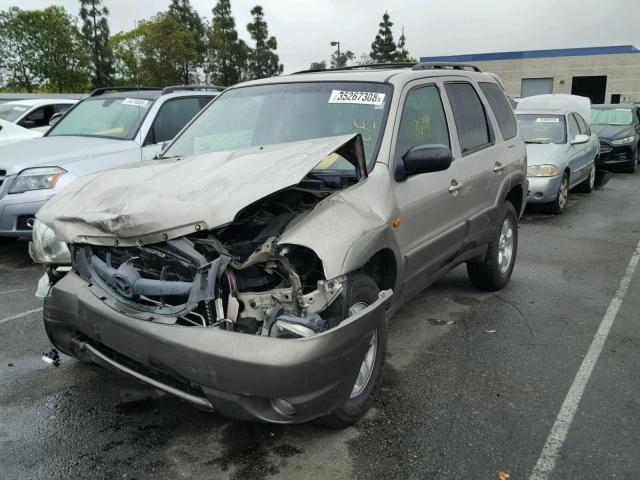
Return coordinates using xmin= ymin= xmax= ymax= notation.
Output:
xmin=472 ymin=53 xmax=640 ymax=101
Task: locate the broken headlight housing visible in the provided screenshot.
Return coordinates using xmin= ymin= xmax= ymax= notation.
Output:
xmin=29 ymin=218 xmax=71 ymax=265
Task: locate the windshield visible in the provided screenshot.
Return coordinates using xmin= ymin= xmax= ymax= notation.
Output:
xmin=0 ymin=104 xmax=29 ymax=122
xmin=516 ymin=114 xmax=567 ymax=144
xmin=591 ymin=108 xmax=633 ymax=126
xmin=164 ymin=82 xmax=392 ymax=172
xmin=47 ymin=97 xmax=154 ymax=140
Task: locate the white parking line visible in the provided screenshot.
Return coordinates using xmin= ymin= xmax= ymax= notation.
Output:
xmin=0 ymin=307 xmax=43 ymax=325
xmin=0 ymin=288 xmax=29 ymax=295
xmin=530 ymin=239 xmax=640 ymax=480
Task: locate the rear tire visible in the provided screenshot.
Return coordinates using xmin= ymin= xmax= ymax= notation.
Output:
xmin=544 ymin=172 xmax=569 ymax=214
xmin=315 ymin=273 xmax=387 ymax=429
xmin=575 ymin=163 xmax=595 ymax=193
xmin=467 ymin=202 xmax=518 ymax=292
xmin=625 ymin=148 xmax=639 ymax=174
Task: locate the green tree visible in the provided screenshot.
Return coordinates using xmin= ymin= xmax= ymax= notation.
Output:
xmin=370 ymin=12 xmax=397 ymax=63
xmin=246 ymin=5 xmax=282 ymax=79
xmin=0 ymin=7 xmax=40 ymax=91
xmin=137 ymin=13 xmax=200 ymax=86
xmin=395 ymin=27 xmax=416 ymax=63
xmin=168 ymin=0 xmax=206 ymax=83
xmin=330 ymin=49 xmax=355 ymax=69
xmin=79 ymin=0 xmax=113 ymax=88
xmin=110 ymin=27 xmax=145 ymax=85
xmin=207 ymin=0 xmax=248 ymax=86
xmin=0 ymin=7 xmax=91 ymax=92
xmin=357 ymin=52 xmax=373 ymax=65
xmin=309 ymin=60 xmax=327 ymax=70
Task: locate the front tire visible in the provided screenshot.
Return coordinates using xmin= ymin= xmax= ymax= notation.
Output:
xmin=544 ymin=172 xmax=569 ymax=214
xmin=467 ymin=202 xmax=518 ymax=292
xmin=315 ymin=273 xmax=387 ymax=429
xmin=625 ymin=147 xmax=639 ymax=174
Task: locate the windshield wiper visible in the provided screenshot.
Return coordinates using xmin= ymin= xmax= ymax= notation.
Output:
xmin=525 ymin=140 xmax=549 ymax=144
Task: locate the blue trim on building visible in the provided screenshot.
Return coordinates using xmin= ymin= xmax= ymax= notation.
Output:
xmin=420 ymin=45 xmax=640 ymax=63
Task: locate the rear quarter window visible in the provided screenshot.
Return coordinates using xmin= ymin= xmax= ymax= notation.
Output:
xmin=479 ymin=82 xmax=518 ymax=140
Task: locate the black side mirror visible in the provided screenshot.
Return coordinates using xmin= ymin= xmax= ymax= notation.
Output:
xmin=395 ymin=144 xmax=453 ymax=181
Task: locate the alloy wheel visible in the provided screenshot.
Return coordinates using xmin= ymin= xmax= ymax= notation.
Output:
xmin=497 ymin=217 xmax=514 ymax=274
xmin=558 ymin=177 xmax=569 ymax=209
xmin=348 ymin=302 xmax=377 ymax=398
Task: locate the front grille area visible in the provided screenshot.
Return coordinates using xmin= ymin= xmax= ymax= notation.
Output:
xmin=73 ymin=238 xmax=230 ymax=318
xmin=91 ymin=245 xmax=198 ymax=284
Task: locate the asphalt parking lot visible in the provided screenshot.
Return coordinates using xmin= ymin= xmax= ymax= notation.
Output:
xmin=1 ymin=172 xmax=639 ymax=480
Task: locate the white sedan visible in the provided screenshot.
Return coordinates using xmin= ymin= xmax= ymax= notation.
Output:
xmin=0 ymin=119 xmax=42 ymax=147
xmin=0 ymin=98 xmax=77 ymax=129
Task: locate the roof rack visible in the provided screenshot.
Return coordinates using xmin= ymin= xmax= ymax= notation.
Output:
xmin=412 ymin=62 xmax=481 ymax=72
xmin=162 ymin=85 xmax=227 ymax=94
xmin=293 ymin=62 xmax=416 ymax=74
xmin=89 ymin=86 xmax=162 ymax=97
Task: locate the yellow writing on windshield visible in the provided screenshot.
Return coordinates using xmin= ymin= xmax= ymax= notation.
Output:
xmin=353 ymin=119 xmax=377 ymax=143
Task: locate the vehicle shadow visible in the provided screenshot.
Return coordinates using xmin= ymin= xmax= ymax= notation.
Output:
xmin=0 ymin=238 xmax=36 ymax=270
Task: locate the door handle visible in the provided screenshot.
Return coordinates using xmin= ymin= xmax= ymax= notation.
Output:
xmin=493 ymin=162 xmax=505 ymax=173
xmin=448 ymin=180 xmax=464 ymax=195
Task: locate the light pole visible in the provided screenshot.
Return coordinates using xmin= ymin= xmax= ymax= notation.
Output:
xmin=330 ymin=41 xmax=340 ymax=68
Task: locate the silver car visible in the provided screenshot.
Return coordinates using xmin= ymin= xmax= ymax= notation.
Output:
xmin=33 ymin=63 xmax=527 ymax=427
xmin=517 ymin=108 xmax=599 ymax=213
xmin=0 ymin=87 xmax=220 ymax=240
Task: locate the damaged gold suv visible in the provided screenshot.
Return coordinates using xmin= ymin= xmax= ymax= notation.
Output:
xmin=32 ymin=63 xmax=526 ymax=427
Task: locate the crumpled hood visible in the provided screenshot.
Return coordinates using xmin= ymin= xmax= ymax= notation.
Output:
xmin=0 ymin=135 xmax=137 ymax=175
xmin=38 ymin=134 xmax=364 ymax=246
xmin=590 ymin=124 xmax=635 ymax=141
xmin=525 ymin=143 xmax=566 ymax=166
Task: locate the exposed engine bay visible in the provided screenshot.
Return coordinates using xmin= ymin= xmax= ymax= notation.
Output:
xmin=71 ymin=179 xmax=356 ymax=339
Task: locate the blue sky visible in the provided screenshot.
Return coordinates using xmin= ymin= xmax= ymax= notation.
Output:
xmin=3 ymin=0 xmax=639 ymax=73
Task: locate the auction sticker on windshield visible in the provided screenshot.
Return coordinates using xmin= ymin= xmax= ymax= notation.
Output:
xmin=329 ymin=90 xmax=386 ymax=106
xmin=122 ymin=98 xmax=150 ymax=107
xmin=536 ymin=118 xmax=560 ymax=123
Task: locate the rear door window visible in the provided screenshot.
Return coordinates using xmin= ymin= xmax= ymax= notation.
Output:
xmin=395 ymin=84 xmax=450 ymax=158
xmin=479 ymin=82 xmax=517 ymax=140
xmin=445 ymin=82 xmax=492 ymax=155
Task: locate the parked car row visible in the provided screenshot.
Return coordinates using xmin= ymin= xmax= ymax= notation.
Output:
xmin=2 ymin=63 xmax=636 ymax=429
xmin=515 ymin=94 xmax=599 ymax=214
xmin=0 ymin=86 xmax=222 ymax=241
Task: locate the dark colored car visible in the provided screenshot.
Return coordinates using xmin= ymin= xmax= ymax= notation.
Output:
xmin=591 ymin=104 xmax=640 ymax=173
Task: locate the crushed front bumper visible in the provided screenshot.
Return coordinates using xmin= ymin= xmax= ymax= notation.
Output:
xmin=44 ymin=272 xmax=392 ymax=424
xmin=526 ymin=175 xmax=562 ymax=204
